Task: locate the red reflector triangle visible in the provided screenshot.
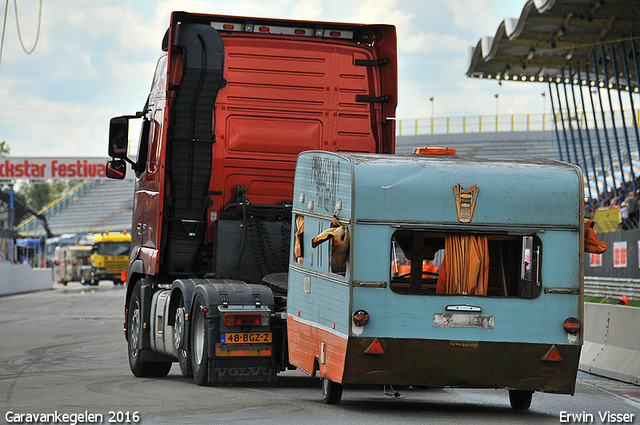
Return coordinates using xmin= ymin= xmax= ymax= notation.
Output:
xmin=541 ymin=345 xmax=563 ymax=362
xmin=364 ymin=338 xmax=385 ymax=355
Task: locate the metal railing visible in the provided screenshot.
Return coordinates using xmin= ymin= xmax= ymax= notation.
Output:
xmin=397 ymin=109 xmax=640 ymax=136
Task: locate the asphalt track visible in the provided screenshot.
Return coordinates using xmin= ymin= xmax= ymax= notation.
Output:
xmin=1 ymin=282 xmax=638 ymax=425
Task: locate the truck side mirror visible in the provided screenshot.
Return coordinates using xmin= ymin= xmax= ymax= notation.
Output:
xmin=106 ymin=159 xmax=126 ymax=180
xmin=109 ymin=117 xmax=130 ymax=158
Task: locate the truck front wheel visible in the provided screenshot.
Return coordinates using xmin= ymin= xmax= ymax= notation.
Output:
xmin=127 ymin=283 xmax=172 ymax=378
xmin=190 ymin=295 xmax=209 ymax=385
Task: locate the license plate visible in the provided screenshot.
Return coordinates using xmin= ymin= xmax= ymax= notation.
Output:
xmin=220 ymin=332 xmax=272 ymax=344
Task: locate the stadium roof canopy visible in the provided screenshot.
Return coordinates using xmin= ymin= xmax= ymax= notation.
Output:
xmin=466 ymin=0 xmax=640 ymax=91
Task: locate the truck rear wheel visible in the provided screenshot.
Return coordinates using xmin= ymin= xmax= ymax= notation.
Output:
xmin=174 ymin=304 xmax=192 ymax=378
xmin=127 ymin=283 xmax=172 ymax=378
xmin=322 ymin=378 xmax=343 ymax=404
xmin=509 ymin=390 xmax=533 ymax=410
xmin=190 ymin=295 xmax=209 ymax=385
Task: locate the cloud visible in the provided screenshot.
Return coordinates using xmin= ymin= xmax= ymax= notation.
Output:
xmin=446 ymin=0 xmax=496 ymax=33
xmin=0 ymin=0 xmax=551 ymax=159
xmin=353 ymin=0 xmax=413 ymax=26
xmin=403 ymin=32 xmax=467 ymax=55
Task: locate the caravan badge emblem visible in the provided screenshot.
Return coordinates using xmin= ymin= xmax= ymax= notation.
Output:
xmin=454 ymin=183 xmax=479 ymax=223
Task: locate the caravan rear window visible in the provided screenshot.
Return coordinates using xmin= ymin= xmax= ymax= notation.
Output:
xmin=390 ymin=230 xmax=542 ymax=299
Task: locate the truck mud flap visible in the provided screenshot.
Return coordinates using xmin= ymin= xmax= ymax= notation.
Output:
xmin=209 ymin=358 xmax=277 ymax=383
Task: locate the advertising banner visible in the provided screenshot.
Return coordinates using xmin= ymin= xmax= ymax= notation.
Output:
xmin=593 ymin=206 xmax=621 ymax=233
xmin=0 ymin=157 xmax=125 ymax=180
xmin=613 ymin=241 xmax=627 ymax=268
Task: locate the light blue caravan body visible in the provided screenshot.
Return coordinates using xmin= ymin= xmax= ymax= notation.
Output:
xmin=287 ymin=150 xmax=584 ymax=407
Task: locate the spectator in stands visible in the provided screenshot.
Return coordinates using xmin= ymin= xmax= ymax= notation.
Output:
xmin=618 ymin=200 xmax=629 ymax=230
xmin=623 ymin=191 xmax=639 ymax=229
xmin=585 ymin=199 xmax=598 ymax=219
xmin=614 ymin=187 xmax=625 ymax=206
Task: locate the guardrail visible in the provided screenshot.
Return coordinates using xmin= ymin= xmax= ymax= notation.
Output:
xmin=584 ymin=276 xmax=640 ymax=301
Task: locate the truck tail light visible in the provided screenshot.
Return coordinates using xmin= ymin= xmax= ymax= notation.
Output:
xmin=563 ymin=317 xmax=580 ymax=334
xmin=223 ymin=313 xmax=269 ymax=327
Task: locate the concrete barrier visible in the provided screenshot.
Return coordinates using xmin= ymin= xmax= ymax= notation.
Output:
xmin=580 ymin=302 xmax=640 ymax=385
xmin=0 ymin=263 xmax=53 ymax=296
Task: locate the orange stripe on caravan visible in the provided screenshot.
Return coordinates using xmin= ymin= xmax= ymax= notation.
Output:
xmin=287 ymin=315 xmax=348 ymax=383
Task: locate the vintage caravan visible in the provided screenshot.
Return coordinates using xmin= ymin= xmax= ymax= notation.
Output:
xmin=287 ymin=149 xmax=586 ymax=409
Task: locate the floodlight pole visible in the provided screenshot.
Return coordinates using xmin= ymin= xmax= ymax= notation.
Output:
xmin=542 ymin=92 xmax=546 ymax=130
xmin=495 ymin=94 xmax=499 ymax=131
xmin=430 ymin=97 xmax=434 ymax=134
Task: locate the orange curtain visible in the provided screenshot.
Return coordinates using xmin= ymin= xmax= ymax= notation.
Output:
xmin=436 ymin=235 xmax=489 ymax=295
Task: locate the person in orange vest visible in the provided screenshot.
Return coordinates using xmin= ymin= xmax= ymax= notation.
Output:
xmin=617 ymin=296 xmax=629 ymax=305
xmin=422 ymin=260 xmax=439 ymax=276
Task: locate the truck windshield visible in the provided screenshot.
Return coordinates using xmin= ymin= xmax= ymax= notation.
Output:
xmin=390 ymin=230 xmax=542 ymax=299
xmin=95 ymin=242 xmax=130 ymax=256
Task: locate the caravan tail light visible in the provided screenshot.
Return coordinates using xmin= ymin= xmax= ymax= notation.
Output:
xmin=563 ymin=317 xmax=580 ymax=334
xmin=223 ymin=313 xmax=269 ymax=327
xmin=352 ymin=310 xmax=370 ymax=327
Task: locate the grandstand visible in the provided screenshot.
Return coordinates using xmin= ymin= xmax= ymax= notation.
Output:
xmin=465 ymin=0 xmax=640 ymax=203
xmin=18 ymin=179 xmax=134 ymax=236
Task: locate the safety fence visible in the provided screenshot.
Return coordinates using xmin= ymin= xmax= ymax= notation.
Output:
xmin=396 ymin=109 xmax=640 ymax=136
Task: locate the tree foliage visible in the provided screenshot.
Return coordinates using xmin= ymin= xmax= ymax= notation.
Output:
xmin=0 ymin=141 xmax=9 ymax=157
xmin=16 ymin=180 xmax=76 ymax=212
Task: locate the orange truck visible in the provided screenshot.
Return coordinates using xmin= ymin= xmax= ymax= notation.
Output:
xmin=106 ymin=12 xmax=396 ymax=383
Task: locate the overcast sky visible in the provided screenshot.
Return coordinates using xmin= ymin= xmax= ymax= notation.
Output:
xmin=0 ymin=0 xmax=544 ymax=157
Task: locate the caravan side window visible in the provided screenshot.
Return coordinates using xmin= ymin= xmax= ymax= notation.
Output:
xmin=390 ymin=230 xmax=542 ymax=298
xmin=299 ymin=215 xmax=349 ymax=277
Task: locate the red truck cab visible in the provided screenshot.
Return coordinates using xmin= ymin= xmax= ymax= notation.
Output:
xmin=107 ymin=11 xmax=396 ymax=383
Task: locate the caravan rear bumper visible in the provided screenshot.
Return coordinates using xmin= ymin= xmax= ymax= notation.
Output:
xmin=343 ymin=337 xmax=581 ymax=394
